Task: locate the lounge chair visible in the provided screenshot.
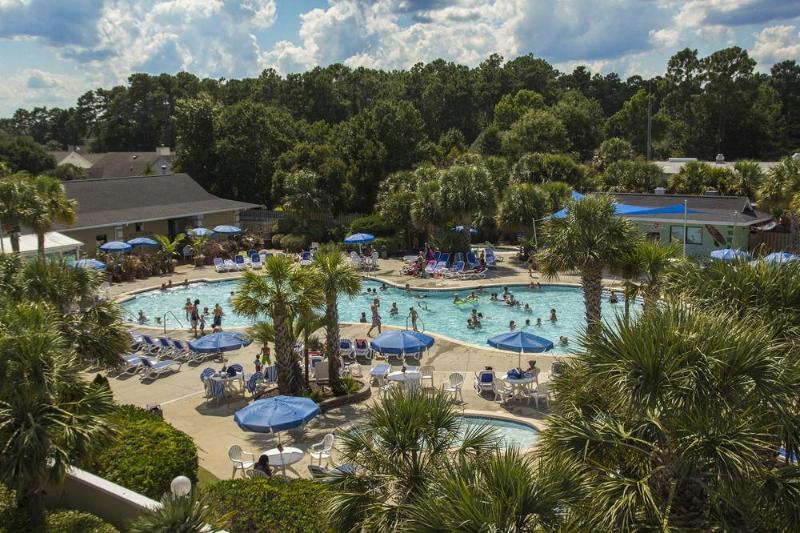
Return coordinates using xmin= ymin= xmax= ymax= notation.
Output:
xmin=140 ymin=356 xmax=181 ymax=380
xmin=444 ymin=261 xmax=465 ymax=278
xmin=354 ymin=338 xmax=372 ymax=361
xmin=234 ymin=255 xmax=247 ymax=271
xmin=339 ymin=339 xmax=355 ymax=361
xmin=423 ymin=260 xmax=437 ymax=276
xmin=460 ymin=266 xmax=487 ymax=280
xmin=315 ymin=361 xmax=330 ymax=387
xmin=250 ymin=253 xmax=262 ymax=269
xmin=432 ymin=261 xmax=448 ymax=276
xmin=309 ymin=355 xmax=324 ymax=377
xmin=171 ymin=339 xmax=203 ymax=363
xmin=141 ymin=335 xmax=163 ymax=355
xmin=121 ymin=354 xmax=143 ymax=375
xmin=245 ymin=371 xmax=265 ymax=399
xmin=466 ymin=252 xmax=479 ymax=269
xmin=485 ymin=248 xmax=497 ymax=268
xmin=308 ymin=434 xmax=335 ymax=466
xmin=474 ymin=370 xmax=497 ymax=397
xmin=438 ymin=252 xmax=450 ymax=265
xmin=369 ymin=363 xmax=391 ymax=386
xmin=432 ymin=251 xmax=441 ymax=262
xmin=157 ymin=337 xmax=179 ymax=357
xmin=308 ymin=464 xmax=332 ymax=478
xmin=223 ymin=259 xmax=236 ymax=271
xmin=263 ymin=365 xmax=278 ymax=385
xmin=454 ymin=252 xmax=464 ymax=265
xmin=214 ymin=258 xmax=227 ymax=273
xmin=299 ymin=251 xmax=312 ymax=266
xmin=404 ymin=350 xmax=423 ymax=364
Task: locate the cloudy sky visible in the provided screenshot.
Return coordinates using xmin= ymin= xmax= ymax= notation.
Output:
xmin=1 ymin=0 xmax=799 ymax=116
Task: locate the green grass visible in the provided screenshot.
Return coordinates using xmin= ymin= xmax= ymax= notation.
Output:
xmin=197 ymin=466 xmax=219 ymax=490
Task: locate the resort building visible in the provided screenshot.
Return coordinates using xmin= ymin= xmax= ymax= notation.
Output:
xmin=49 ymin=146 xmax=175 ymax=177
xmin=609 ymin=191 xmax=773 ymax=257
xmin=54 ymin=173 xmax=259 ymax=256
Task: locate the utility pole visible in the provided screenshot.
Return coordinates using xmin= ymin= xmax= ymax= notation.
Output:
xmin=646 ymin=95 xmax=653 ymax=161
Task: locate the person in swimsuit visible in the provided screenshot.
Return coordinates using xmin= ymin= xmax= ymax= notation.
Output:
xmin=409 ymin=307 xmax=419 ymax=331
xmin=190 ymin=299 xmax=200 ymax=337
xmin=367 ymin=298 xmax=382 ymax=336
xmin=213 ymin=304 xmax=224 ymax=332
xmin=183 ymin=298 xmax=193 ymax=321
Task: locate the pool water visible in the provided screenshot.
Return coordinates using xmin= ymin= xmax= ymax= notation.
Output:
xmin=121 ymin=279 xmax=630 ymax=354
xmin=459 ymin=415 xmax=539 ymax=449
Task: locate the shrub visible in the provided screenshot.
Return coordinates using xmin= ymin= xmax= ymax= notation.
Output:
xmin=279 ymin=233 xmax=308 ymax=252
xmin=349 ymin=214 xmax=395 ymax=237
xmin=342 ymin=375 xmax=361 ymax=394
xmin=89 ymin=405 xmax=198 ymax=499
xmin=372 ymin=234 xmax=405 ymax=256
xmin=203 ymin=478 xmax=329 ymax=533
xmin=46 ymin=510 xmax=118 ymax=533
xmin=271 ymin=233 xmax=285 ymax=248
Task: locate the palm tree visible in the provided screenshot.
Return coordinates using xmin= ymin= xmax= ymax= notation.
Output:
xmin=538 ymin=195 xmax=639 ymax=337
xmin=326 ymin=388 xmax=497 ymax=531
xmin=0 ymin=302 xmax=115 ymax=527
xmin=311 ymin=245 xmax=362 ymax=395
xmin=617 ymin=240 xmax=680 ymax=315
xmin=437 ymin=164 xmax=496 ymax=251
xmin=128 ymin=490 xmax=221 ymax=533
xmin=0 ymin=173 xmax=35 ymax=253
xmin=154 ymin=233 xmax=186 ymax=273
xmin=757 ymin=157 xmax=800 ymax=252
xmin=292 ymin=306 xmax=325 ymax=388
xmin=28 ymin=175 xmax=76 ymax=258
xmin=541 ymin=304 xmax=800 ymax=530
xmin=232 ymin=256 xmax=322 ymax=395
xmin=405 ymin=449 xmax=583 ymax=532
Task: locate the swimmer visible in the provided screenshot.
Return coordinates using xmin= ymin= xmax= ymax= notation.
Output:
xmin=550 ymin=309 xmax=558 ymax=322
xmin=490 ymin=293 xmax=498 ymax=301
xmin=536 ymin=318 xmax=542 ymax=326
xmin=203 ymin=306 xmax=210 ymax=316
xmin=409 ymin=307 xmax=419 ymax=331
xmin=453 ymin=294 xmax=464 ymax=304
xmin=477 ymin=312 xmax=484 ymax=319
xmin=183 ymin=278 xmax=189 ymax=287
xmin=405 ymin=283 xmax=411 ymax=293
xmin=473 ymin=316 xmax=482 ymax=327
xmin=503 ymin=286 xmax=509 ymax=297
xmin=524 ymin=303 xmax=532 ymax=313
xmin=167 ymin=280 xmax=173 ymax=289
xmin=536 ymin=282 xmax=542 ymax=289
xmin=609 ymin=290 xmax=619 ymax=304
xmin=229 ymin=291 xmax=235 ymax=303
xmin=160 ymin=282 xmax=167 ymax=291
xmin=467 ymin=319 xmax=475 ymax=330
xmin=359 ymin=312 xmax=367 ymax=323
xmin=477 ymin=285 xmax=486 ymax=294
xmin=137 ymin=310 xmax=148 ymax=324
xmin=559 ymin=336 xmax=569 ymax=346
xmin=471 ymin=308 xmax=478 ymax=318
xmin=184 ymin=298 xmax=193 ymax=321
xmin=509 ymin=320 xmax=516 ymax=331
xmin=390 ymin=302 xmax=399 ymax=316
xmin=380 ymin=283 xmax=387 ymax=291
xmin=469 ymin=291 xmax=478 ymax=300
xmin=525 ymin=319 xmax=531 ymax=327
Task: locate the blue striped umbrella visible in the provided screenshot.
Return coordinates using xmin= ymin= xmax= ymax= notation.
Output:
xmin=212 ymin=225 xmax=242 ymax=235
xmin=488 ymin=331 xmax=554 ymax=367
xmin=370 ymin=330 xmax=434 ymax=355
xmin=127 ymin=237 xmax=159 ymax=248
xmin=344 ymin=233 xmax=375 ymax=244
xmin=99 ymin=241 xmax=132 ymax=253
xmin=189 ymin=332 xmax=252 ymax=353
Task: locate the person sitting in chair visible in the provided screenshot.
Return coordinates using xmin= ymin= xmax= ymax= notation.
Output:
xmin=254 ymin=454 xmax=272 ymax=476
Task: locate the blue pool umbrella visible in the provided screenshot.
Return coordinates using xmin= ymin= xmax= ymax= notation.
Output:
xmin=212 ymin=225 xmax=242 ymax=235
xmin=188 ymin=227 xmax=211 ymax=237
xmin=99 ymin=240 xmax=132 ymax=253
xmin=234 ymin=396 xmax=320 ymax=433
xmin=370 ymin=330 xmax=434 ymax=355
xmin=74 ymin=258 xmax=107 ymax=270
xmin=488 ymin=331 xmax=554 ymax=367
xmin=452 ymin=225 xmax=479 ymax=235
xmin=344 ymin=233 xmax=375 ymax=245
xmin=188 ymin=332 xmax=252 ymax=353
xmin=710 ymin=248 xmax=751 ymax=261
xmin=764 ymin=252 xmax=799 ymax=265
xmin=127 ymin=237 xmax=159 ymax=248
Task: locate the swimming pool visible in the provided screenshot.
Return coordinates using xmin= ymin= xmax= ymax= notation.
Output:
xmin=121 ymin=279 xmax=631 ymax=354
xmin=459 ymin=415 xmax=539 ymax=449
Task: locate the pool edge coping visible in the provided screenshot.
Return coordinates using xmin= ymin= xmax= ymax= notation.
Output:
xmin=460 ymin=408 xmax=544 ymax=453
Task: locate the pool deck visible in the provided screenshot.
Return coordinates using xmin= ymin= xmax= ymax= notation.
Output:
xmin=101 ymin=250 xmax=623 ymax=481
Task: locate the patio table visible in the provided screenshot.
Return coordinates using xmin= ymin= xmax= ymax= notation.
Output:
xmin=261 ymin=446 xmax=305 ymax=475
xmin=500 ymin=373 xmax=537 ymax=401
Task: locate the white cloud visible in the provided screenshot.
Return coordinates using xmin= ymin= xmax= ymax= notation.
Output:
xmin=0 ymin=69 xmax=86 ymax=111
xmin=750 ymin=25 xmax=800 ymax=66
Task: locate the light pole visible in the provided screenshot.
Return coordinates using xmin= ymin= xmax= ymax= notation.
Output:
xmin=170 ymin=475 xmax=192 ymax=498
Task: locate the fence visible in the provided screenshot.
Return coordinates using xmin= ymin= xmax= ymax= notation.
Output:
xmin=749 ymin=231 xmax=792 ymax=253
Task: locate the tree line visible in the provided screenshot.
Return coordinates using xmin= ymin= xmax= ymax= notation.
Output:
xmin=0 ymin=47 xmax=798 ymax=215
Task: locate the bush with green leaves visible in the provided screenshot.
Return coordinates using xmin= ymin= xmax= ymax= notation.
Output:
xmin=203 ymin=478 xmax=329 ymax=533
xmin=279 ymin=233 xmax=308 ymax=252
xmin=0 ymin=485 xmax=117 ymax=533
xmin=89 ymin=405 xmax=198 ymax=499
xmin=349 ymin=213 xmax=395 ymax=237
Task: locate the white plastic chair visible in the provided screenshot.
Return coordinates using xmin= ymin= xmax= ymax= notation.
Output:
xmin=309 ymin=433 xmax=335 ymax=466
xmin=315 ymin=361 xmax=330 ymax=387
xmin=228 ymin=444 xmax=255 ymax=478
xmin=441 ymin=372 xmax=464 ymax=402
xmin=248 ymin=469 xmax=269 ymax=478
xmin=527 ymin=382 xmax=552 ymax=409
xmin=419 ymin=365 xmax=435 ymax=388
xmin=370 ymin=251 xmax=380 ymax=270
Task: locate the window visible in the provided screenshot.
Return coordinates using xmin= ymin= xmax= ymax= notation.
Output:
xmin=671 ymin=225 xmax=702 ymax=245
xmin=135 ymin=222 xmax=144 ymax=232
xmin=95 ymin=234 xmax=107 ymax=243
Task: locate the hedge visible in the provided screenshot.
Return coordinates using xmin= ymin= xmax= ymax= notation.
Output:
xmin=0 ymin=485 xmax=117 ymax=532
xmin=203 ymin=478 xmax=329 ymax=532
xmin=89 ymin=405 xmax=198 ymax=499
xmin=349 ymin=214 xmax=395 ymax=237
xmin=279 ymin=233 xmax=308 ymax=252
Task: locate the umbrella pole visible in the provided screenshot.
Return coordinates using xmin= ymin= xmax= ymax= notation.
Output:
xmin=519 ymin=349 xmax=522 ymax=370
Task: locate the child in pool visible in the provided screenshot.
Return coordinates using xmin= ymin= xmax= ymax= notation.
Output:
xmin=390 ymin=302 xmax=399 ymax=316
xmin=137 ymin=310 xmax=148 ymax=324
xmin=524 ymin=303 xmax=532 ymax=313
xmin=550 ymin=309 xmax=558 ymax=322
xmin=536 ymin=317 xmax=542 ymax=326
xmin=524 ymin=318 xmax=531 ymax=327
xmin=359 ymin=312 xmax=367 ymax=323
xmin=453 ymin=294 xmax=464 ymax=304
xmin=467 ymin=319 xmax=475 ymax=330
xmin=509 ymin=320 xmax=516 ymax=331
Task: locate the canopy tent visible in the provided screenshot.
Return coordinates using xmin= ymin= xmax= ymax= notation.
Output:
xmin=710 ymin=248 xmax=751 ymax=261
xmin=488 ymin=331 xmax=554 ymax=367
xmin=370 ymin=330 xmax=434 ymax=355
xmin=0 ymin=231 xmax=83 ymax=258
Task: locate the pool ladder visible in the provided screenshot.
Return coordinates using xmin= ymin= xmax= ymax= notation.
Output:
xmin=162 ymin=311 xmax=185 ymax=335
xmin=405 ymin=317 xmax=425 ymax=332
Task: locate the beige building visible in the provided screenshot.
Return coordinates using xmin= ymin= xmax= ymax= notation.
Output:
xmin=55 ymin=173 xmax=259 ymax=257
